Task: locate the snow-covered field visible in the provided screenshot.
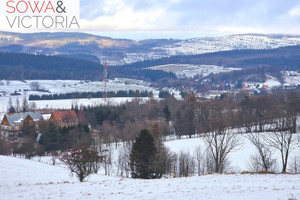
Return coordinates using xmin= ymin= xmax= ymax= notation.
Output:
xmin=32 ymin=97 xmax=151 ymax=111
xmin=1 ymin=130 xmax=300 ymax=199
xmin=0 ymin=79 xmax=157 ymax=96
xmin=148 ymin=64 xmax=241 ymax=78
xmin=1 ymin=155 xmax=300 ymax=200
xmin=283 ymin=71 xmax=300 ymax=86
xmin=263 ymin=75 xmax=282 ymax=88
xmin=0 ymin=79 xmax=159 ymax=114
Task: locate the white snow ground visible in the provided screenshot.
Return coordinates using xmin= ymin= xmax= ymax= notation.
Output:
xmin=0 ymin=79 xmax=157 ymax=96
xmin=0 ymin=79 xmax=160 ymax=115
xmin=1 ymin=155 xmax=300 ymax=200
xmin=148 ymin=64 xmax=241 ymax=78
xmin=283 ymin=71 xmax=300 ymax=86
xmin=155 ymin=35 xmax=300 ymax=56
xmin=165 ymin=134 xmax=300 ymax=173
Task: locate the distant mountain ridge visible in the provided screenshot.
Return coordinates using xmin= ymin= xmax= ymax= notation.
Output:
xmin=0 ymin=31 xmax=179 ymax=64
xmin=1 ymin=31 xmax=300 ymax=65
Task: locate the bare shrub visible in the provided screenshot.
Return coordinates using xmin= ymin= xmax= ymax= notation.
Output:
xmin=59 ymin=145 xmax=103 ymax=182
xmin=247 ymin=133 xmax=276 ymax=172
xmin=117 ymin=142 xmax=131 ymax=177
xmin=248 ymin=154 xmax=277 ymax=173
xmin=103 ymin=144 xmax=113 ymax=175
xmin=289 ymin=156 xmax=300 ymax=173
xmin=29 ymin=81 xmax=41 ymax=91
xmin=194 ymin=146 xmax=205 ymax=176
xmin=0 ymin=138 xmax=11 ymax=155
xmin=51 ymin=152 xmax=59 ymax=165
xmin=177 ymin=151 xmax=195 ymax=177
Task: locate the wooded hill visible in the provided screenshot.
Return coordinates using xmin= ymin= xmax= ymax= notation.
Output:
xmin=0 ymin=52 xmax=103 ymax=80
xmin=113 ymin=45 xmax=300 ymax=71
xmin=0 ymin=52 xmax=177 ymax=82
xmin=1 ymin=45 xmax=300 ymax=82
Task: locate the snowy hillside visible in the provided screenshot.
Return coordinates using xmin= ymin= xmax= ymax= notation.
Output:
xmin=148 ymin=64 xmax=241 ymax=78
xmin=283 ymin=71 xmax=300 ymax=86
xmin=2 ymin=32 xmax=300 ymax=65
xmin=154 ymin=34 xmax=300 ymax=56
xmin=1 ymin=155 xmax=300 ymax=200
xmin=110 ymin=34 xmax=300 ymax=65
xmin=0 ymin=79 xmax=157 ymax=96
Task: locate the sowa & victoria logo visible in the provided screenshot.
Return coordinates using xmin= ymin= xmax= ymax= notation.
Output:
xmin=0 ymin=0 xmax=80 ymax=29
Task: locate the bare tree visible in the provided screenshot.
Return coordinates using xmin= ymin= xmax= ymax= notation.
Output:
xmin=29 ymin=82 xmax=41 ymax=91
xmin=263 ymin=129 xmax=295 ymax=173
xmin=177 ymin=151 xmax=195 ymax=177
xmin=51 ymin=152 xmax=59 ymax=165
xmin=248 ymin=154 xmax=277 ymax=173
xmin=203 ymin=129 xmax=243 ymax=173
xmin=247 ymin=133 xmax=276 ymax=172
xmin=239 ymin=96 xmax=255 ymax=133
xmin=15 ymin=98 xmax=20 ymax=113
xmin=29 ymin=102 xmax=37 ymax=111
xmin=173 ymin=94 xmax=196 ymax=138
xmin=103 ymin=144 xmax=113 ymax=175
xmin=194 ymin=146 xmax=205 ymax=176
xmin=117 ymin=142 xmax=131 ymax=177
xmin=205 ymin=150 xmax=217 ymax=174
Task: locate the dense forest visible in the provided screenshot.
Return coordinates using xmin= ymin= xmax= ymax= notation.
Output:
xmin=0 ymin=52 xmax=103 ymax=80
xmin=0 ymin=52 xmax=177 ymax=82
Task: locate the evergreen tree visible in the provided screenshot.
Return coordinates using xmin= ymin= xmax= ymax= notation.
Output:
xmin=8 ymin=106 xmax=16 ymax=114
xmin=151 ymin=123 xmax=171 ymax=178
xmin=7 ymin=97 xmax=15 ymax=113
xmin=22 ymin=96 xmax=29 ymax=112
xmin=15 ymin=98 xmax=20 ymax=112
xmin=163 ymin=105 xmax=171 ymax=122
xmin=39 ymin=122 xmax=62 ymax=152
xmin=21 ymin=121 xmax=36 ymax=137
xmin=130 ymin=129 xmax=156 ymax=179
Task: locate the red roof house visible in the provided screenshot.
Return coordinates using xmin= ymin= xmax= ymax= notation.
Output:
xmin=50 ymin=110 xmax=78 ymax=127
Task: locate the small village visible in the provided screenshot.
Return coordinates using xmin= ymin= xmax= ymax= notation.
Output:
xmin=1 ymin=110 xmax=79 ymax=135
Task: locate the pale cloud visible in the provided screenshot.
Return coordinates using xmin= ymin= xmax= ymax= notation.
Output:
xmin=80 ymin=6 xmax=173 ymax=31
xmin=289 ymin=6 xmax=300 ymax=17
xmin=79 ymin=0 xmax=300 ymax=34
xmin=80 ymin=0 xmax=176 ymax=31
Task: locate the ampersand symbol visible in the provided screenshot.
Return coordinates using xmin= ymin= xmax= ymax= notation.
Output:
xmin=56 ymin=1 xmax=66 ymax=13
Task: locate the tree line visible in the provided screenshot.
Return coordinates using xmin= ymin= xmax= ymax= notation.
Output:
xmin=1 ymin=89 xmax=300 ymax=180
xmin=29 ymin=90 xmax=153 ymax=101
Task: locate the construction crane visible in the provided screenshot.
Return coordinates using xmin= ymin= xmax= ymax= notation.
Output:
xmin=103 ymin=62 xmax=108 ymax=99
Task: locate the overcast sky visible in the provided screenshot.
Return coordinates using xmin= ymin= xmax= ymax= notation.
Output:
xmin=78 ymin=0 xmax=300 ymax=39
